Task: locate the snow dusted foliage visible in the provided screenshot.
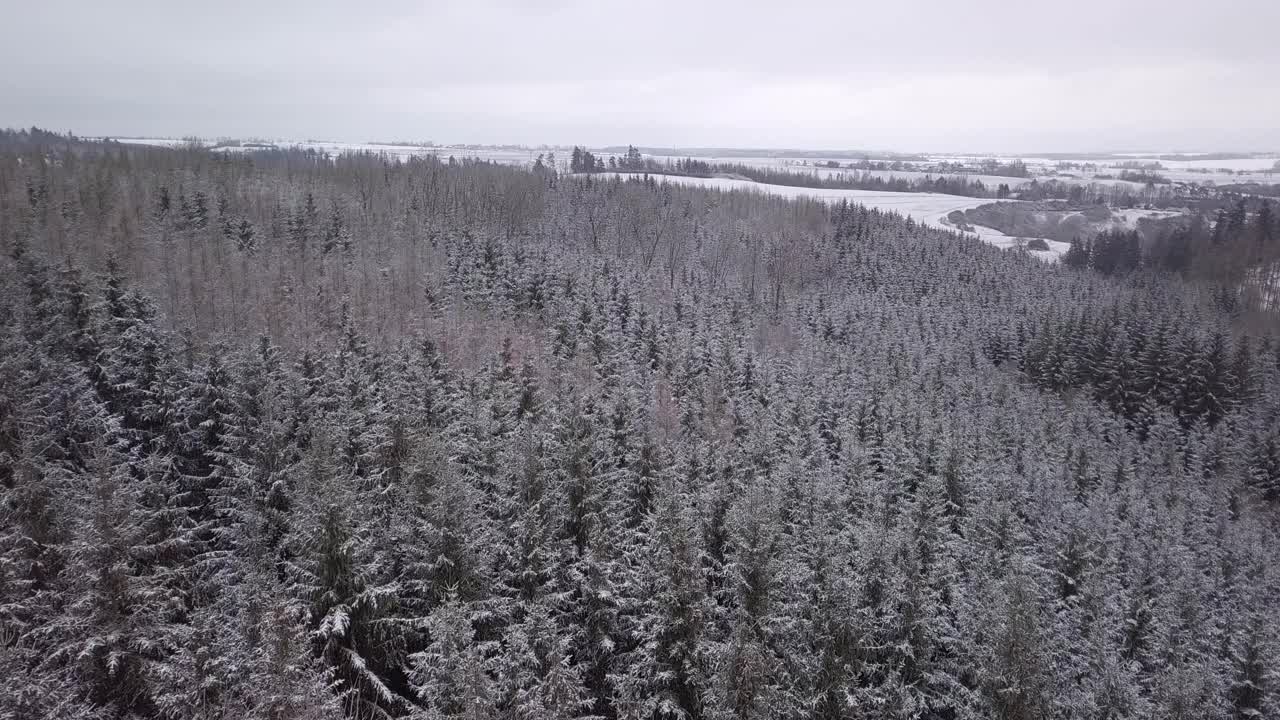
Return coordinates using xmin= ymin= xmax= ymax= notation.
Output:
xmin=1 ymin=129 xmax=1279 ymax=719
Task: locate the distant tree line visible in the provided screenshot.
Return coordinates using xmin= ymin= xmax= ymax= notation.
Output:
xmin=566 ymin=145 xmax=1228 ymax=206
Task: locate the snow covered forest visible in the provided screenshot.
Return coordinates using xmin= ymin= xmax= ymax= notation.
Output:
xmin=3 ymin=129 xmax=1280 ymax=719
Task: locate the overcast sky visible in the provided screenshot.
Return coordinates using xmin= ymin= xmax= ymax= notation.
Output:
xmin=3 ymin=0 xmax=1277 ymax=153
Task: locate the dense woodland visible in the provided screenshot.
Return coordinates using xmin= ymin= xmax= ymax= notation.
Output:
xmin=570 ymin=147 xmax=1021 ymax=200
xmin=2 ymin=128 xmax=1280 ymax=720
xmin=1064 ymin=198 xmax=1279 ymax=296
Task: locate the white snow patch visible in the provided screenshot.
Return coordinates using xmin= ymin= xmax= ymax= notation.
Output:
xmin=1110 ymin=208 xmax=1183 ymax=228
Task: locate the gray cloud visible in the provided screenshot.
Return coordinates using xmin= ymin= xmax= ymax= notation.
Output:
xmin=3 ymin=0 xmax=1277 ymax=151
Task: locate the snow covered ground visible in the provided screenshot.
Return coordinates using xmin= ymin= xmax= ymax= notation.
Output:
xmin=1109 ymin=208 xmax=1184 ymax=227
xmin=1113 ymin=156 xmax=1279 ymax=172
xmin=1040 ymin=166 xmax=1277 ymax=187
xmin=592 ymin=173 xmax=1068 ymax=261
xmin=968 ymin=154 xmax=1280 ymax=187
xmin=648 ymin=151 xmax=1280 ymax=191
xmin=1157 ymin=168 xmax=1278 ymax=185
xmin=790 ymin=167 xmax=1034 ymax=187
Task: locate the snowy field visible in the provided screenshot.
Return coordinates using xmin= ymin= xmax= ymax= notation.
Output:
xmin=642 ymin=153 xmax=1035 ymax=187
xmin=639 ymin=151 xmax=1280 ymax=190
xmin=1041 ymin=165 xmax=1277 ymax=187
xmin=1156 ymin=168 xmax=1278 ymax=185
xmin=1109 ymin=208 xmax=1184 ymax=227
xmin=1113 ymin=155 xmax=1279 ymax=172
xmin=926 ymin=153 xmax=1279 ymax=174
xmin=829 ymin=165 xmax=1276 ymax=190
xmin=592 ymin=172 xmax=1068 ymax=261
xmin=789 ymin=166 xmax=1034 ymax=187
xmin=966 ymin=154 xmax=1280 ymax=187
